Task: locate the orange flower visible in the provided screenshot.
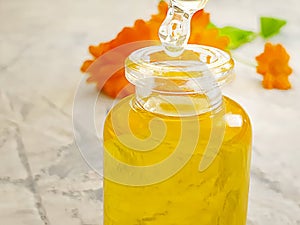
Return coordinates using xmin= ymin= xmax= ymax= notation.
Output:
xmin=81 ymin=1 xmax=229 ymax=98
xmin=256 ymin=42 xmax=293 ymax=90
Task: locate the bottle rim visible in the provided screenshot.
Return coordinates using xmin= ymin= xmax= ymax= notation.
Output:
xmin=125 ymin=44 xmax=235 ymax=87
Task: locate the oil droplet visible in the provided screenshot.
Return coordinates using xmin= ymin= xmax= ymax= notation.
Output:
xmin=159 ymin=0 xmax=209 ymax=57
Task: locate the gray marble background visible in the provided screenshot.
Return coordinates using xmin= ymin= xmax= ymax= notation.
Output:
xmin=0 ymin=0 xmax=300 ymax=224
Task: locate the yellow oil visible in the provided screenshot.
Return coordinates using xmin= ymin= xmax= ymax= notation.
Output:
xmin=103 ymin=95 xmax=252 ymax=225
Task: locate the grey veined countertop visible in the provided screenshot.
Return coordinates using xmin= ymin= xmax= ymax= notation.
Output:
xmin=0 ymin=0 xmax=300 ymax=224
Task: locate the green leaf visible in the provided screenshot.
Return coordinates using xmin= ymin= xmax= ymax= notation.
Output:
xmin=260 ymin=17 xmax=287 ymax=39
xmin=207 ymin=22 xmax=217 ymax=29
xmin=218 ymin=26 xmax=257 ymax=49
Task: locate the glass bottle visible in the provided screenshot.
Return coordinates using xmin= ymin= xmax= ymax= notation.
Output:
xmin=103 ymin=44 xmax=252 ymax=225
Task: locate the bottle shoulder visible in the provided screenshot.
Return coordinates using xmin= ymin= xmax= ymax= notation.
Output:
xmin=106 ymin=95 xmax=251 ymax=124
xmin=222 ymin=96 xmax=252 ymax=144
xmin=104 ymin=95 xmax=252 ymax=153
xmin=223 ymin=96 xmax=252 ymax=129
xmin=104 ymin=95 xmax=252 ymax=137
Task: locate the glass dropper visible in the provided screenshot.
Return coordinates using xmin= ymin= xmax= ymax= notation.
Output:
xmin=159 ymin=0 xmax=209 ymax=57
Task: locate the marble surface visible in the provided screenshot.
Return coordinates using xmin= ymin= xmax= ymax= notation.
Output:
xmin=0 ymin=0 xmax=300 ymax=224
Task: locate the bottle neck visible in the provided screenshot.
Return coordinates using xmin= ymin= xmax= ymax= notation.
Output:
xmin=124 ymin=45 xmax=235 ymax=117
xmin=133 ymin=77 xmax=224 ymax=117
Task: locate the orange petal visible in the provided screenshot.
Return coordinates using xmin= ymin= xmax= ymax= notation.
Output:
xmin=274 ymin=76 xmax=291 ymax=90
xmin=81 ymin=60 xmax=93 ymax=72
xmin=262 ymin=73 xmax=274 ymax=89
xmin=100 ymin=68 xmax=134 ymax=98
xmin=191 ymin=9 xmax=210 ymax=30
xmin=256 ymin=42 xmax=293 ymax=90
xmin=189 ymin=28 xmax=229 ymax=50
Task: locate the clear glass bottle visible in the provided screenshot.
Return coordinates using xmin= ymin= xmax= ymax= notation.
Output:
xmin=103 ymin=45 xmax=252 ymax=225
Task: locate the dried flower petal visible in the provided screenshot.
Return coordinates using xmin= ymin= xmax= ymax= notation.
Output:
xmin=256 ymin=42 xmax=292 ymax=90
